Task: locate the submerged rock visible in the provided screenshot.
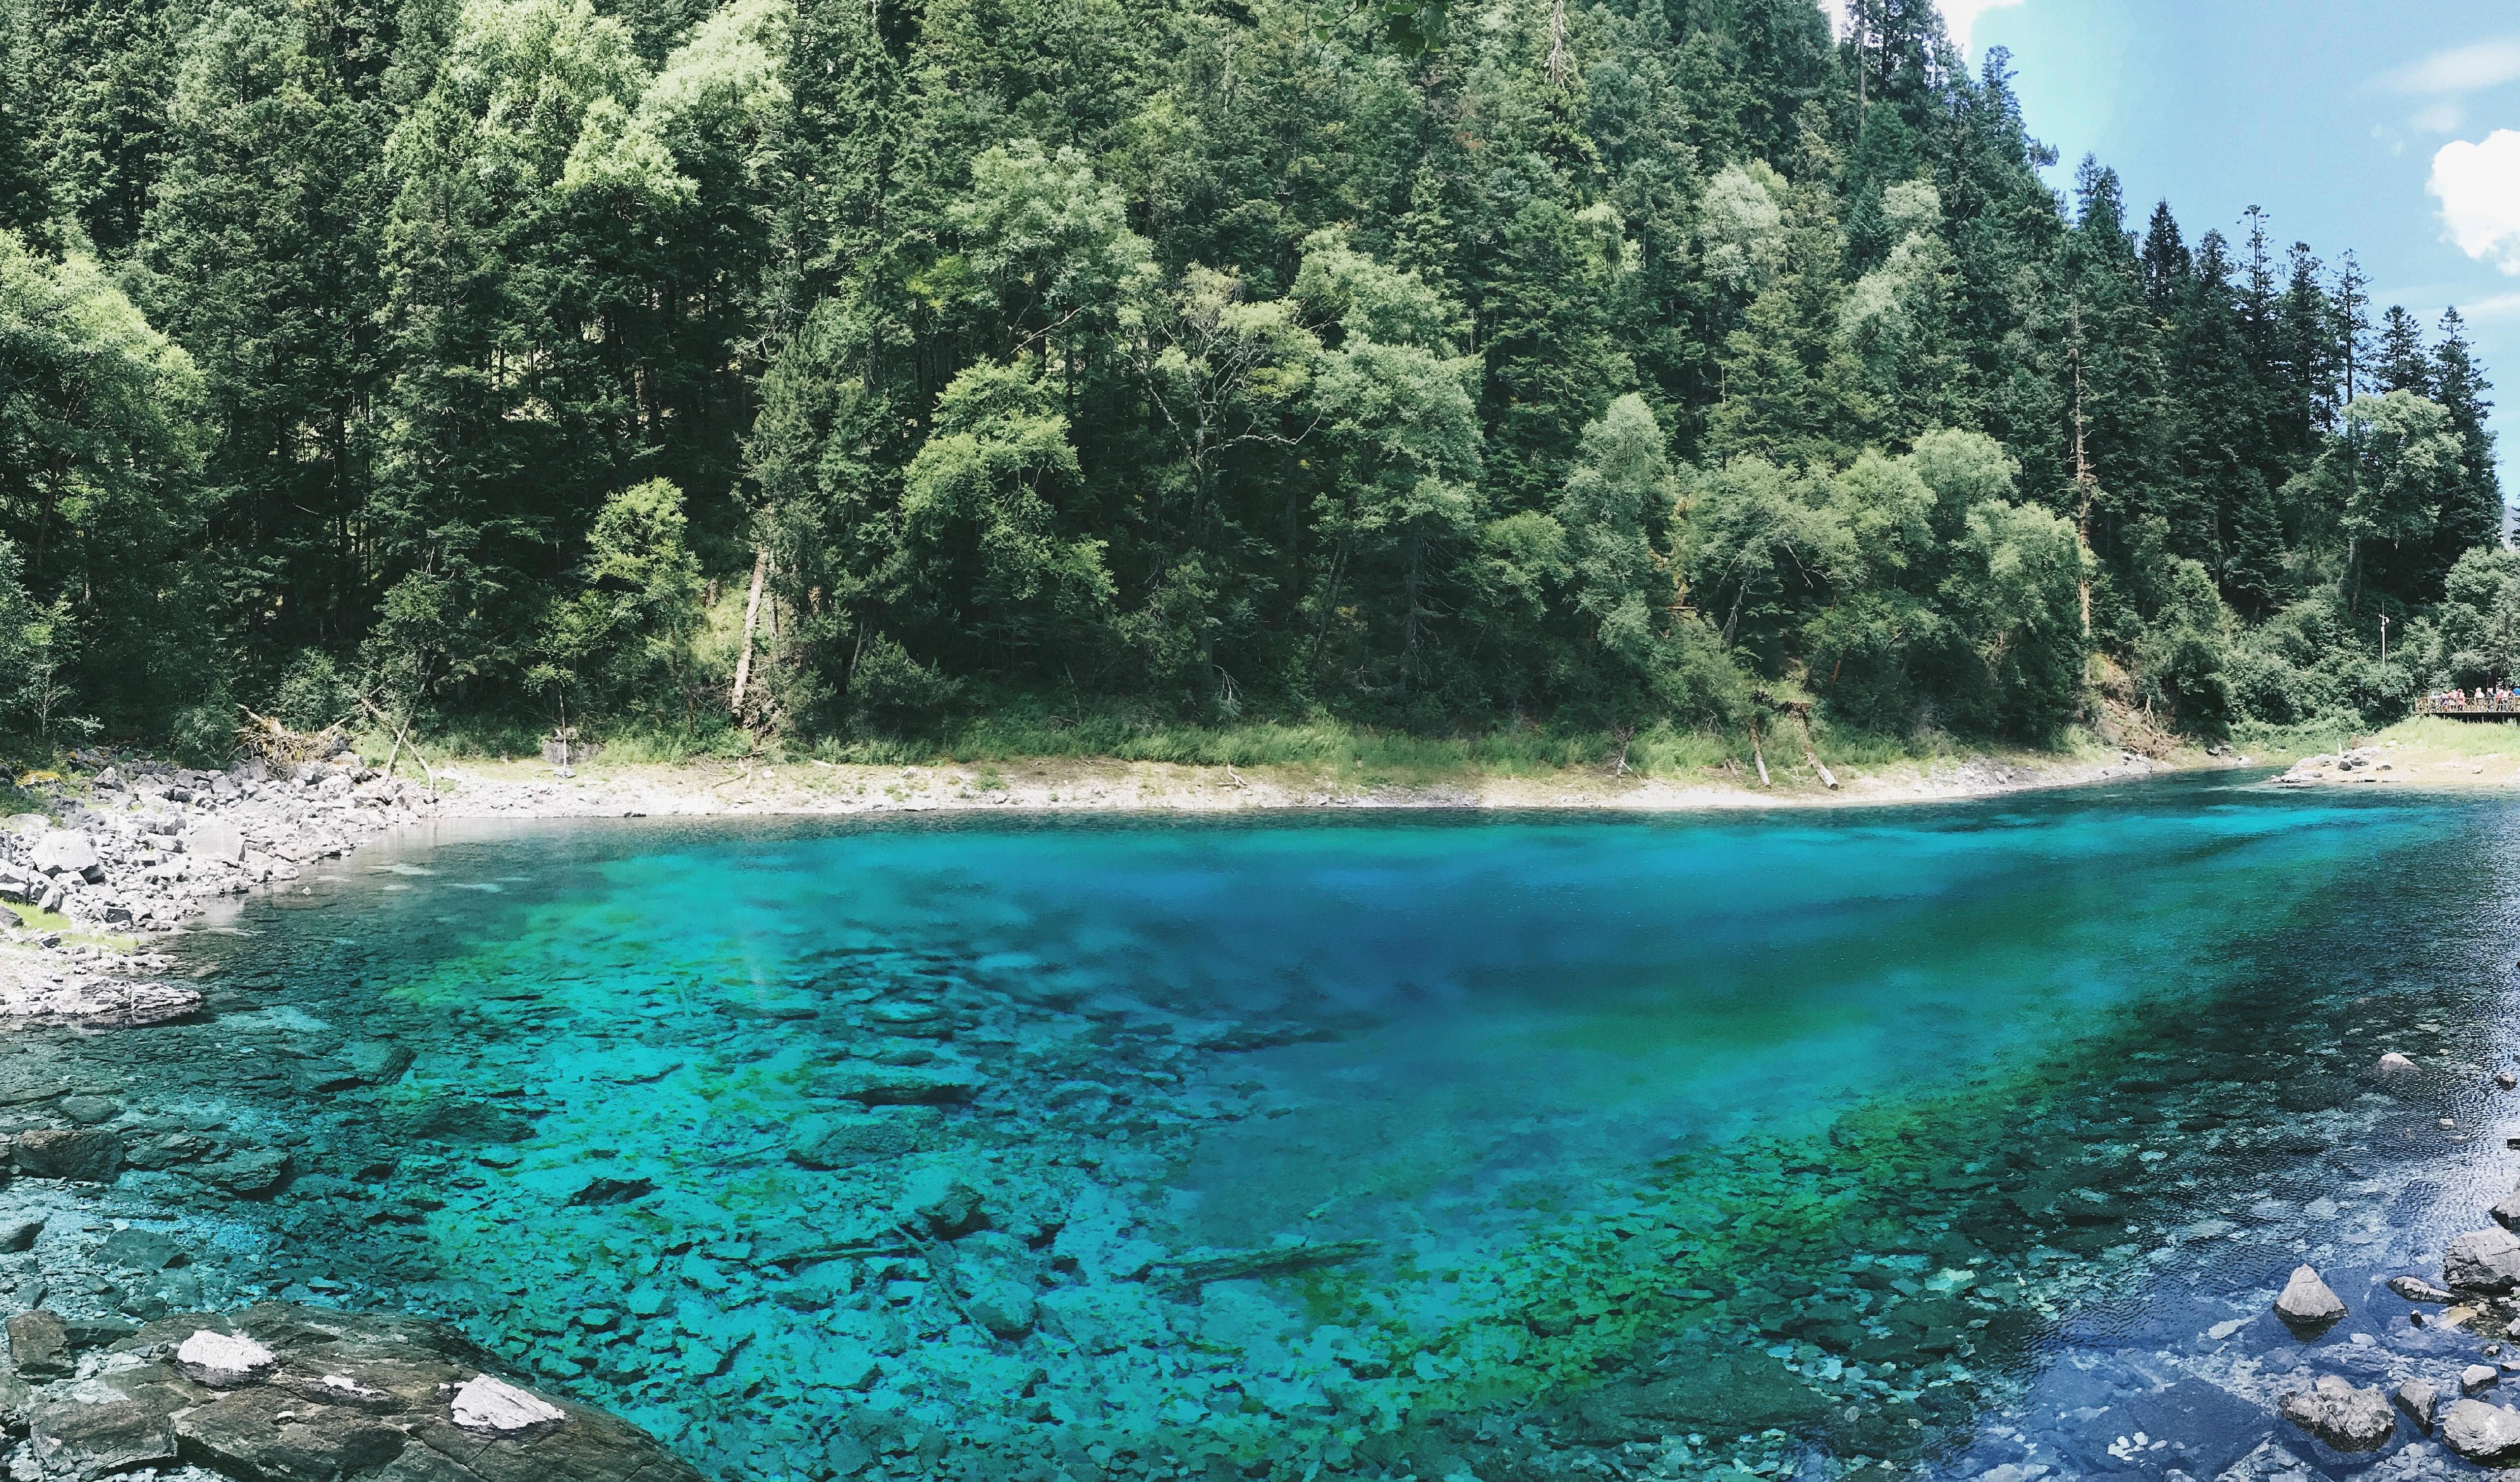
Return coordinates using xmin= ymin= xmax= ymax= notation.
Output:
xmin=821 ymin=1063 xmax=989 ymax=1105
xmin=2444 ymin=1397 xmax=2520 ymax=1463
xmin=964 ymin=1276 xmax=1038 ymax=1338
xmin=2279 ymin=1377 xmax=2397 ymax=1451
xmin=195 ymin=1147 xmax=291 ymax=1196
xmin=788 ymin=1111 xmax=922 ymax=1169
xmin=2449 ymin=1227 xmax=2520 ymax=1292
xmin=13 ymin=1127 xmax=122 ymax=1182
xmin=899 ymin=1167 xmax=987 ymax=1236
xmin=2274 ymin=1265 xmax=2346 ymax=1326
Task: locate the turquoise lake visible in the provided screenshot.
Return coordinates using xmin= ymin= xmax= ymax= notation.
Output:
xmin=40 ymin=775 xmax=2520 ymax=1480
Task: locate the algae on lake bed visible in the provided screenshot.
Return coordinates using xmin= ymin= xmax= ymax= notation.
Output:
xmin=5 ymin=780 xmax=2517 ymax=1481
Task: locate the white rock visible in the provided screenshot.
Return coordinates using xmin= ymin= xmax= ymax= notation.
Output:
xmin=2444 ymin=1398 xmax=2520 ymax=1463
xmin=176 ymin=1328 xmax=277 ymax=1383
xmin=2467 ymin=1364 xmax=2501 ymax=1395
xmin=2275 ymin=1264 xmax=2347 ymax=1325
xmin=178 ymin=819 xmax=244 ymax=863
xmin=449 ymin=1374 xmax=566 ymax=1431
xmin=2449 ymin=1227 xmax=2520 ymax=1292
xmin=29 ymin=832 xmax=96 ymax=878
xmin=2377 ymin=1052 xmax=2418 ymax=1075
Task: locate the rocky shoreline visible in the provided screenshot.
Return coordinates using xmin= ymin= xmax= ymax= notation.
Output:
xmin=0 ymin=750 xmax=439 ymax=1028
xmin=0 ymin=1301 xmax=699 ymax=1481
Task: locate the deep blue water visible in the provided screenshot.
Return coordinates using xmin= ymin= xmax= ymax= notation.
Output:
xmin=54 ymin=774 xmax=2520 ymax=1481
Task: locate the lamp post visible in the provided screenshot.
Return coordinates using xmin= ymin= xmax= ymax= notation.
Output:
xmin=2379 ymin=614 xmax=2388 ymax=670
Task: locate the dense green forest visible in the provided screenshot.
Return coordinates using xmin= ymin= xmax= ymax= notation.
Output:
xmin=0 ymin=0 xmax=2507 ymax=758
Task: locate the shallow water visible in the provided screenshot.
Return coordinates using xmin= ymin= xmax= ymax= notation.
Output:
xmin=31 ymin=776 xmax=2520 ymax=1481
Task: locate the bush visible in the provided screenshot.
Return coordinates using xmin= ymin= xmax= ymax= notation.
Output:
xmin=848 ymin=635 xmax=963 ymax=729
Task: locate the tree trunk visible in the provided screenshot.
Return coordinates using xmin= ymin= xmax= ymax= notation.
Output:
xmin=731 ymin=548 xmax=769 ymax=715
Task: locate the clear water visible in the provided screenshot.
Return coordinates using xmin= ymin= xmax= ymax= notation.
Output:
xmin=35 ymin=776 xmax=2520 ymax=1480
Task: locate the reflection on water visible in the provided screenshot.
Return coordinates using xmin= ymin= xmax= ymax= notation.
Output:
xmin=27 ymin=777 xmax=2520 ymax=1480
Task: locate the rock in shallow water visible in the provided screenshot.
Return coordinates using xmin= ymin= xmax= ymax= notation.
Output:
xmin=2274 ymin=1264 xmax=2346 ymax=1326
xmin=13 ymin=1127 xmax=122 ymax=1182
xmin=2448 ymin=1227 xmax=2520 ymax=1292
xmin=2396 ymin=1379 xmax=2438 ymax=1432
xmin=2445 ymin=1397 xmax=2520 ymax=1462
xmin=2278 ymin=1376 xmax=2397 ymax=1451
xmin=787 ymin=1111 xmax=921 ymax=1169
xmin=899 ymin=1167 xmax=987 ymax=1236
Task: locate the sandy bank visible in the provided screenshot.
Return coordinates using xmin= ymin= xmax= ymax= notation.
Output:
xmin=426 ymin=740 xmax=2248 ymax=821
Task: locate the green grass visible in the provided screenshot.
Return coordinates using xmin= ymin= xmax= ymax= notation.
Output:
xmin=2361 ymin=714 xmax=2520 ymax=757
xmin=0 ymin=900 xmax=135 ymax=952
xmin=368 ymin=700 xmax=2110 ymax=788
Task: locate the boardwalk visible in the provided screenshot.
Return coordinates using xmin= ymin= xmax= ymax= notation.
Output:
xmin=2416 ymin=696 xmax=2520 ymax=720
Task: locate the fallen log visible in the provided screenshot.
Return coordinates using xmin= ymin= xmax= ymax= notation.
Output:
xmin=1153 ymin=1238 xmax=1380 ymax=1290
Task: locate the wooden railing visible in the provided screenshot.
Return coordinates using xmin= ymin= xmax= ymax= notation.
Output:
xmin=2417 ymin=695 xmax=2520 ymax=718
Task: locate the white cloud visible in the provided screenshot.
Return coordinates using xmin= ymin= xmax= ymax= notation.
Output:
xmin=1937 ymin=0 xmax=2022 ymax=56
xmin=2380 ymin=36 xmax=2520 ymax=95
xmin=2458 ymin=291 xmax=2520 ymax=320
xmin=2411 ymin=99 xmax=2467 ymax=134
xmin=1832 ymin=0 xmax=2022 ymax=58
xmin=2431 ymin=131 xmax=2520 ymax=273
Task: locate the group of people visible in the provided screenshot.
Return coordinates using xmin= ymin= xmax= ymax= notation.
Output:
xmin=2427 ymin=687 xmax=2520 ymax=709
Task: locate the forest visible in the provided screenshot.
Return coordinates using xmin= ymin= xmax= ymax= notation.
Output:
xmin=0 ymin=0 xmax=2508 ymax=760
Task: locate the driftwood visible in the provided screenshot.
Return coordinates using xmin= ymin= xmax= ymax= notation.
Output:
xmin=1793 ymin=713 xmax=1839 ymax=789
xmin=1152 ymin=1239 xmax=1380 ymax=1290
xmin=235 ymin=707 xmax=346 ymax=767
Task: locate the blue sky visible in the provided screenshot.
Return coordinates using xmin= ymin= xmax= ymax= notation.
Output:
xmin=1936 ymin=0 xmax=2520 ymax=492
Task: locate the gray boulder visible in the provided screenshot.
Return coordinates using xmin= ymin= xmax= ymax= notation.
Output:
xmin=2469 ymin=1363 xmax=2503 ymax=1395
xmin=2275 ymin=1265 xmax=2346 ymax=1326
xmin=195 ymin=1148 xmax=291 ymax=1196
xmin=2496 ymin=1187 xmax=2520 ymax=1232
xmin=8 ymin=1311 xmax=67 ymax=1378
xmin=2445 ymin=1397 xmax=2520 ymax=1463
xmin=28 ymin=831 xmax=97 ymax=880
xmin=2448 ymin=1226 xmax=2520 ymax=1292
xmin=2397 ymin=1379 xmax=2439 ymax=1433
xmin=2279 ymin=1377 xmax=2398 ymax=1452
xmin=2388 ymin=1275 xmax=2454 ymax=1303
xmin=13 ymin=1127 xmax=123 ymax=1182
xmin=177 ymin=818 xmax=244 ymax=863
xmin=28 ymin=1384 xmax=176 ymax=1478
xmin=37 ymin=1304 xmax=708 ymax=1482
